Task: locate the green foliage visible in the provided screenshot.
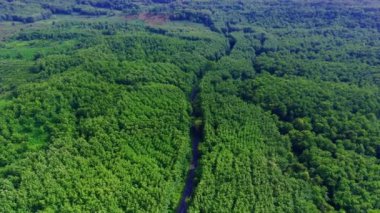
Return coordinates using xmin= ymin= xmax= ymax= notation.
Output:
xmin=0 ymin=0 xmax=379 ymax=212
xmin=0 ymin=18 xmax=222 ymax=211
xmin=240 ymin=74 xmax=380 ymax=211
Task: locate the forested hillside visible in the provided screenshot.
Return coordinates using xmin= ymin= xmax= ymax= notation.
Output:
xmin=0 ymin=0 xmax=379 ymax=212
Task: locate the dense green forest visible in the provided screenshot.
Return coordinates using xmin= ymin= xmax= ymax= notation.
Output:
xmin=0 ymin=0 xmax=379 ymax=212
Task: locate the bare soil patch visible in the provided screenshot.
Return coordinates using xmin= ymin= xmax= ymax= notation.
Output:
xmin=126 ymin=13 xmax=168 ymax=26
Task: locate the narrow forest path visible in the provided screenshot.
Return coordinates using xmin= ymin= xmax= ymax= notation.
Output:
xmin=226 ymin=34 xmax=237 ymax=56
xmin=177 ymin=86 xmax=202 ymax=213
xmin=177 ymin=28 xmax=235 ymax=212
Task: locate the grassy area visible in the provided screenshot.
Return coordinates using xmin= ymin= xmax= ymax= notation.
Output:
xmin=0 ymin=12 xmax=125 ymax=41
xmin=0 ymin=40 xmax=78 ymax=60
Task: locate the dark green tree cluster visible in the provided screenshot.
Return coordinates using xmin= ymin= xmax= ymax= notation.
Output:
xmin=240 ymin=74 xmax=380 ymax=211
xmin=190 ymin=80 xmax=328 ymax=212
